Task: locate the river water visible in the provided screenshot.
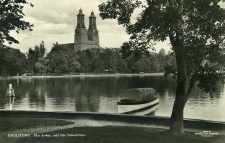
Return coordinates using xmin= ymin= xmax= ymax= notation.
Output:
xmin=0 ymin=75 xmax=225 ymax=122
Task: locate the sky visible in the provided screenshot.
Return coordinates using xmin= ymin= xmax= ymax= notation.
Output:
xmin=7 ymin=0 xmax=225 ymax=54
xmin=6 ymin=0 xmax=171 ymax=54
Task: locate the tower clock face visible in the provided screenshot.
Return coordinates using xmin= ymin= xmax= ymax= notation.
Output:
xmin=76 ymin=30 xmax=79 ymax=34
xmin=94 ymin=31 xmax=98 ymax=35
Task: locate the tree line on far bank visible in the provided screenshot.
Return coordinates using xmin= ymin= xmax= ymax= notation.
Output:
xmin=0 ymin=41 xmax=176 ymax=76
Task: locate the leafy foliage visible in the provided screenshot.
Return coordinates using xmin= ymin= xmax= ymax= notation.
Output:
xmin=47 ymin=43 xmax=69 ymax=74
xmin=26 ymin=41 xmax=46 ymax=75
xmin=0 ymin=44 xmax=26 ymax=76
xmin=0 ymin=0 xmax=34 ymax=44
xmin=99 ymin=0 xmax=225 ymax=92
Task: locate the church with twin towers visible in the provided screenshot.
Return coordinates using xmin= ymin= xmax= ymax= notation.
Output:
xmin=59 ymin=9 xmax=100 ymax=51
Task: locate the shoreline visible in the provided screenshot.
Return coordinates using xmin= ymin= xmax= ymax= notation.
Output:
xmin=0 ymin=73 xmax=165 ymax=79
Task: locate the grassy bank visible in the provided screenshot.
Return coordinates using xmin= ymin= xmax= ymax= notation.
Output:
xmin=0 ymin=117 xmax=224 ymax=143
xmin=0 ymin=117 xmax=73 ymax=132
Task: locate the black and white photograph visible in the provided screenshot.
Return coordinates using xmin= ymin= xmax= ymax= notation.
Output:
xmin=0 ymin=0 xmax=225 ymax=143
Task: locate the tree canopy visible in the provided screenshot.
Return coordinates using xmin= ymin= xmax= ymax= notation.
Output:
xmin=0 ymin=45 xmax=26 ymax=76
xmin=0 ymin=0 xmax=33 ymax=44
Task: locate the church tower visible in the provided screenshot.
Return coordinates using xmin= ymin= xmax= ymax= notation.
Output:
xmin=74 ymin=9 xmax=88 ymax=48
xmin=74 ymin=9 xmax=100 ymax=51
xmin=87 ymin=11 xmax=99 ymax=45
xmin=59 ymin=9 xmax=100 ymax=52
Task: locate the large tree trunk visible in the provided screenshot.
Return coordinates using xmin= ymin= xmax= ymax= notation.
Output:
xmin=170 ymin=44 xmax=189 ymax=134
xmin=169 ymin=0 xmax=189 ymax=135
xmin=170 ymin=78 xmax=187 ymax=134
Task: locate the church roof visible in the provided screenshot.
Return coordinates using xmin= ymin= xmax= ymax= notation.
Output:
xmin=59 ymin=43 xmax=74 ymax=51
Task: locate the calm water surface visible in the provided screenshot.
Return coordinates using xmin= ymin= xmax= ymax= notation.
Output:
xmin=0 ymin=75 xmax=225 ymax=122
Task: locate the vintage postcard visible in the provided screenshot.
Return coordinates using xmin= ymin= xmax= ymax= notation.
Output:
xmin=0 ymin=0 xmax=225 ymax=143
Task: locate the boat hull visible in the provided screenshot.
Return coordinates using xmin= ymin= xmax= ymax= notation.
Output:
xmin=130 ymin=104 xmax=159 ymax=116
xmin=117 ymin=98 xmax=159 ymax=114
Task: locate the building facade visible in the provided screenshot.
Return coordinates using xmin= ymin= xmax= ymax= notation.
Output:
xmin=59 ymin=9 xmax=100 ymax=51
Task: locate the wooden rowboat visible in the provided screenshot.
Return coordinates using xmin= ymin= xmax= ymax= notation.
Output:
xmin=117 ymin=88 xmax=159 ymax=114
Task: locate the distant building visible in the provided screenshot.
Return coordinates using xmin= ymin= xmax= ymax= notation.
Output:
xmin=59 ymin=9 xmax=100 ymax=51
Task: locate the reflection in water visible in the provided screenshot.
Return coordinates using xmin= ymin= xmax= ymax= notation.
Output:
xmin=0 ymin=76 xmax=225 ymax=122
xmin=7 ymin=97 xmax=15 ymax=110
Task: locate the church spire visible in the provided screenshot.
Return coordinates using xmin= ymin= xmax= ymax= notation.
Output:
xmin=88 ymin=11 xmax=97 ymax=30
xmin=76 ymin=8 xmax=85 ymax=28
